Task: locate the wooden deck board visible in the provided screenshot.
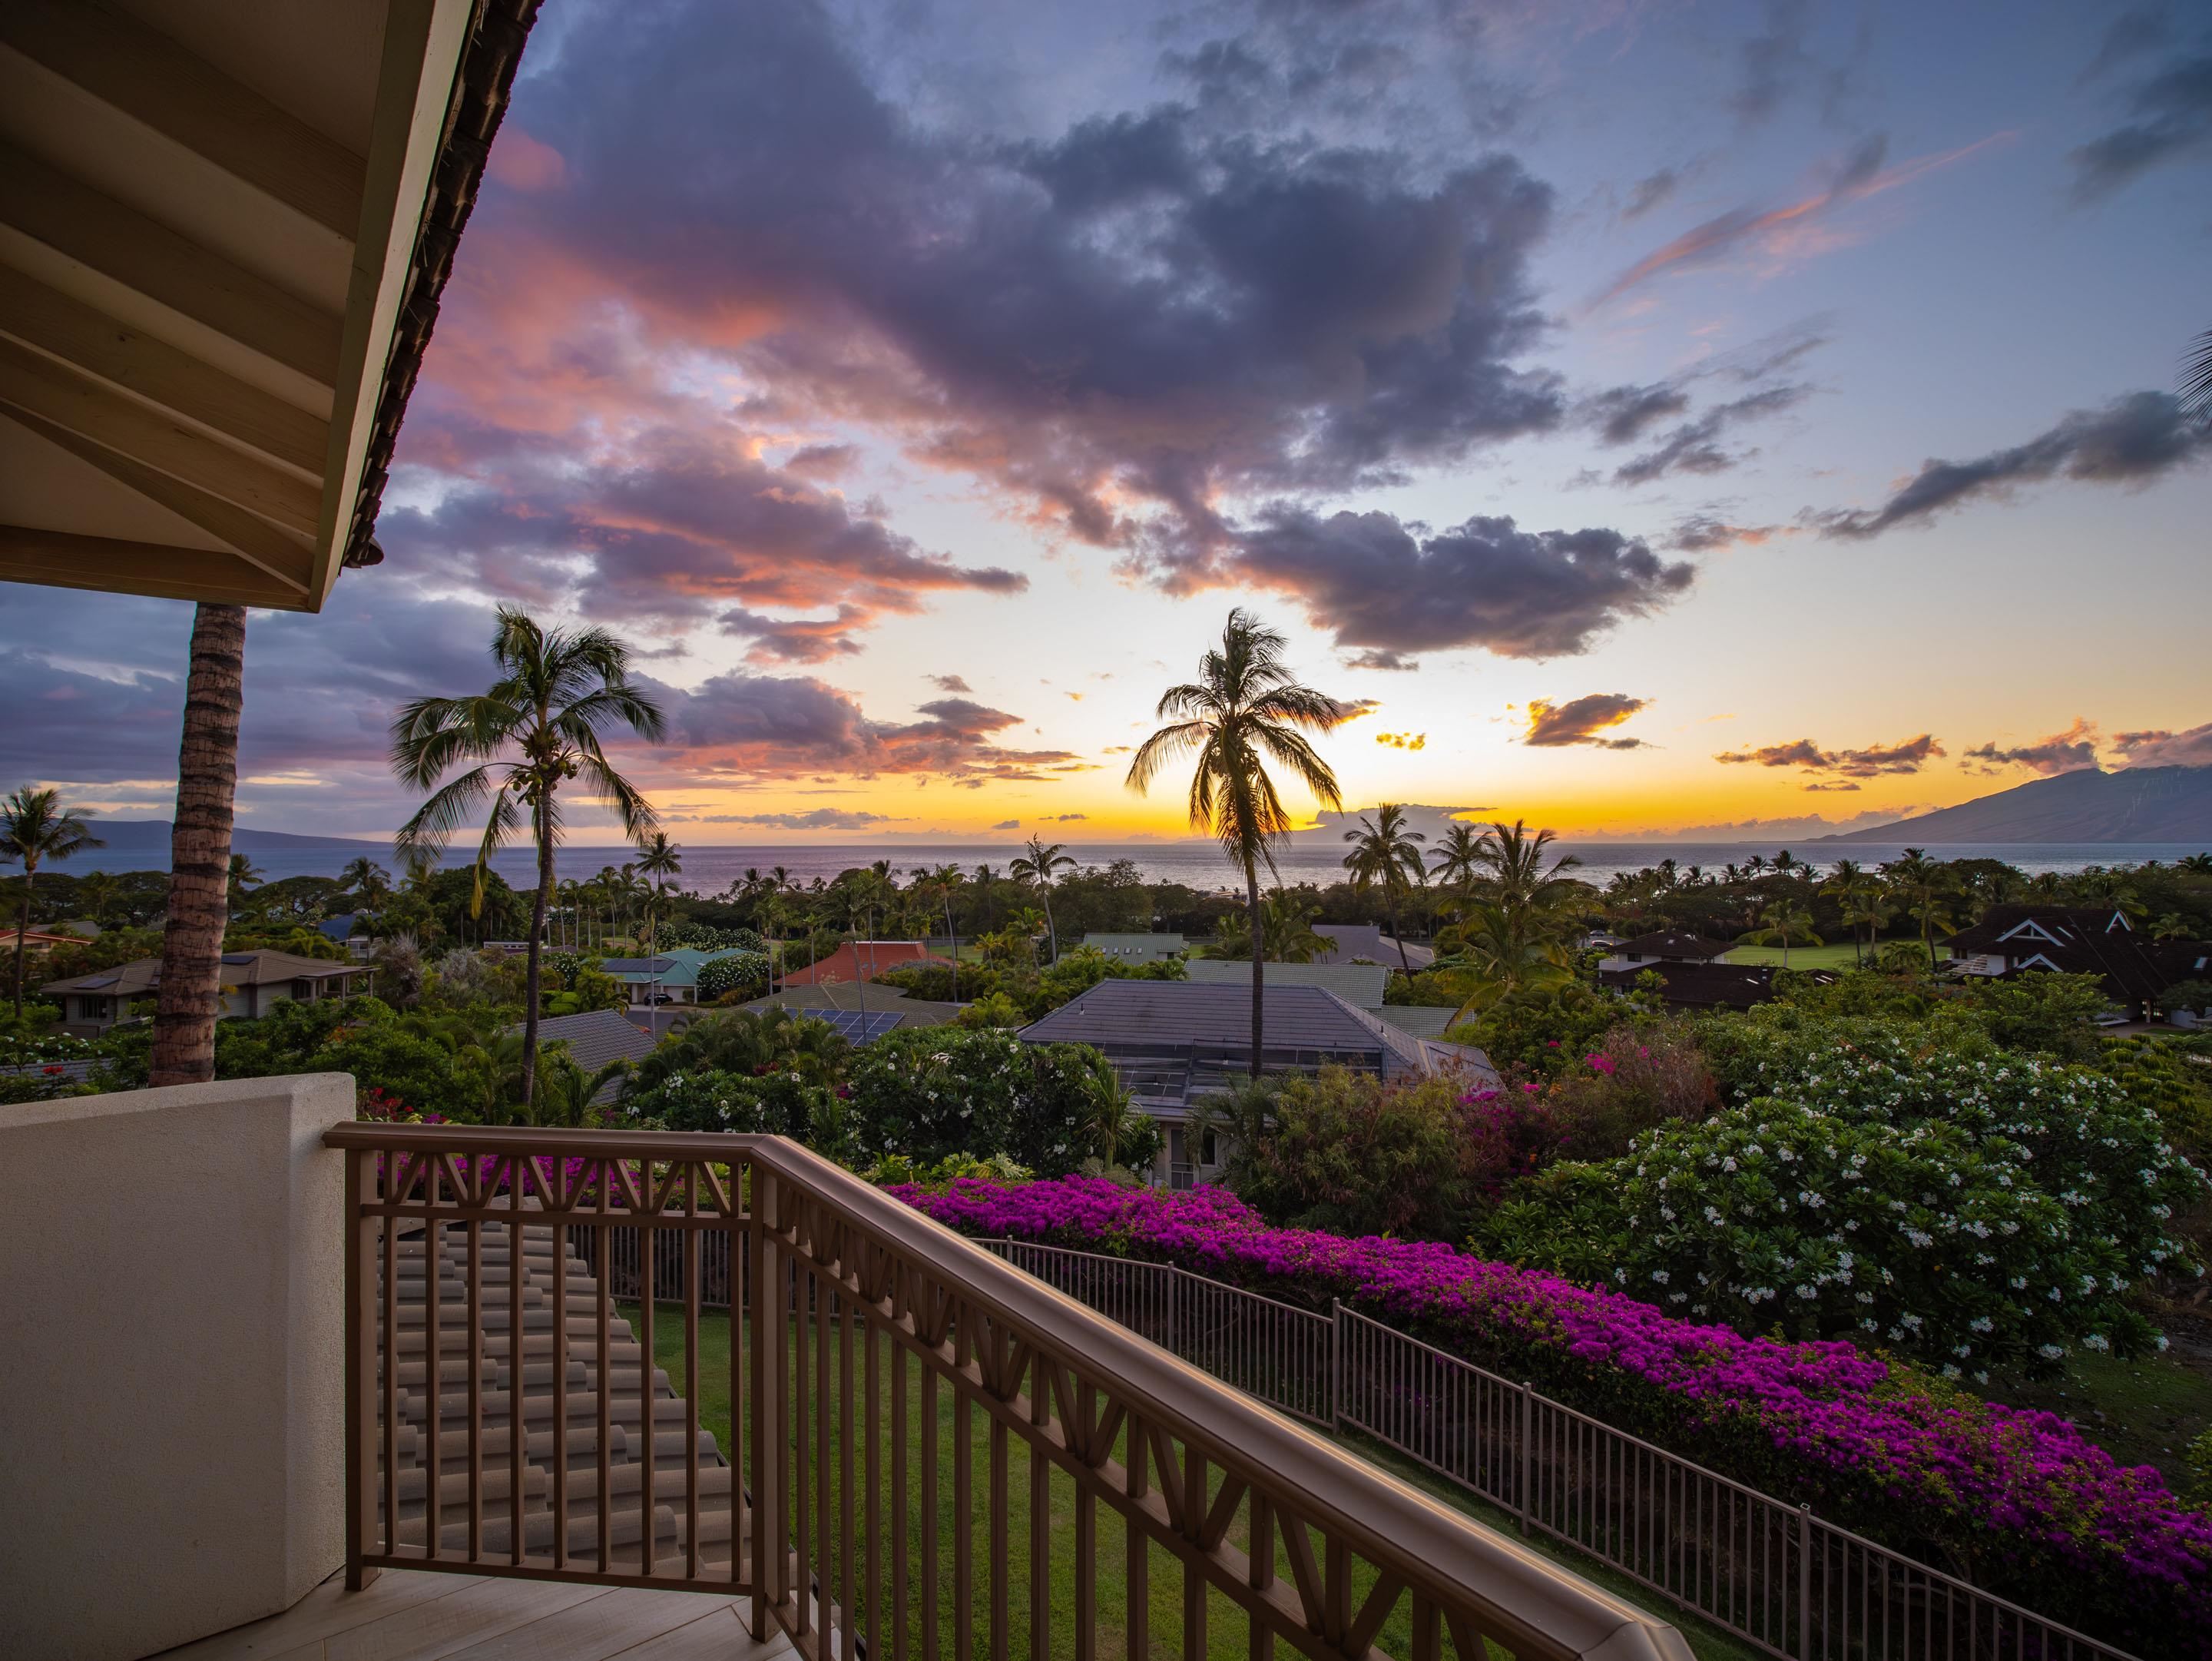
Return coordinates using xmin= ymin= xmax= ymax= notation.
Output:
xmin=144 ymin=1570 xmax=795 ymax=1661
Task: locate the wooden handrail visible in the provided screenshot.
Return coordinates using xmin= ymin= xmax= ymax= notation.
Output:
xmin=326 ymin=1122 xmax=1692 ymax=1661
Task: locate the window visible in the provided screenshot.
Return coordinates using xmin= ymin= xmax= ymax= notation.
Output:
xmin=1200 ymin=1129 xmax=1218 ymax=1165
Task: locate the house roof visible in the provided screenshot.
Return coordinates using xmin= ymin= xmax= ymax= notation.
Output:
xmin=1945 ymin=906 xmax=2211 ymax=1006
xmin=1184 ymin=958 xmax=1390 ymax=1009
xmin=1598 ymin=961 xmax=1788 ymax=1010
xmin=1017 ymin=980 xmax=1495 ymax=1085
xmin=1310 ymin=924 xmax=1434 ymax=970
xmin=528 ymin=1008 xmax=657 ymax=1075
xmin=0 ymin=0 xmax=544 ymax=609
xmin=1371 ymin=1004 xmax=1461 ymax=1040
xmin=743 ymin=983 xmax=963 ymax=1033
xmin=316 ymin=913 xmax=359 ymax=941
xmin=1611 ymin=930 xmax=1734 ymax=961
xmin=782 ymin=941 xmax=952 ymax=986
xmin=41 ymin=947 xmax=361 ymax=997
xmin=597 ymin=947 xmax=755 ymax=989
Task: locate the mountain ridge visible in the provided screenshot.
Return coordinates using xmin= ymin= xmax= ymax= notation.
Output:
xmin=1815 ymin=766 xmax=2212 ymax=845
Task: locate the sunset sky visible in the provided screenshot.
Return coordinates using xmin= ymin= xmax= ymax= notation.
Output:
xmin=4 ymin=0 xmax=2209 ymax=844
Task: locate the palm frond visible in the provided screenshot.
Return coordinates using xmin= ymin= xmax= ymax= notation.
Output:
xmin=394 ymin=767 xmax=498 ymax=861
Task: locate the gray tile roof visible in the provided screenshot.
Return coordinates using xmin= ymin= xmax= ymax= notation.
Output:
xmin=528 ymin=1008 xmax=660 ymax=1075
xmin=1184 ymin=959 xmax=1389 ymax=1008
xmin=1371 ymin=1003 xmax=1460 ymax=1040
xmin=740 ymin=983 xmax=962 ymax=1026
xmin=1082 ymin=933 xmax=1188 ymax=960
xmin=1311 ymin=924 xmax=1433 ymax=970
xmin=1017 ymin=980 xmax=1495 ymax=1089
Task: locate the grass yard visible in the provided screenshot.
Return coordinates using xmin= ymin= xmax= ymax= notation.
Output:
xmin=624 ymin=1301 xmax=1763 ymax=1659
xmin=1720 ymin=940 xmax=1949 ymax=970
xmin=1975 ymin=1329 xmax=2212 ymax=1491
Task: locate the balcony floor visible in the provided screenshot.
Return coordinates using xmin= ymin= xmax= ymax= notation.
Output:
xmin=147 ymin=1567 xmax=796 ymax=1661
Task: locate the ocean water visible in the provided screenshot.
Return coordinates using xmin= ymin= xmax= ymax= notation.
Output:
xmin=71 ymin=838 xmax=2210 ymax=891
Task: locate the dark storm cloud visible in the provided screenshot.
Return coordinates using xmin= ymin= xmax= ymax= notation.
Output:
xmin=1225 ymin=507 xmax=1695 ymax=658
xmin=1522 ymin=694 xmax=1651 ymax=749
xmin=1964 ymin=719 xmax=2101 ymax=776
xmin=2070 ymin=44 xmax=2212 ymax=200
xmin=1612 ymin=386 xmax=1810 ymax=487
xmin=1717 ymin=734 xmax=1946 ymax=777
xmin=485 ymin=0 xmax=1563 ymax=555
xmin=1817 ymin=391 xmax=2211 ymax=537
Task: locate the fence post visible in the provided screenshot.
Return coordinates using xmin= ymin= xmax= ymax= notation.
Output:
xmin=1518 ymin=1381 xmax=1533 ymax=1537
xmin=1330 ymin=1300 xmax=1343 ymax=1431
xmin=1797 ymin=1504 xmax=1813 ymax=1659
xmin=1165 ymin=1264 xmax=1180 ymax=1356
xmin=747 ymin=1165 xmax=780 ymax=1641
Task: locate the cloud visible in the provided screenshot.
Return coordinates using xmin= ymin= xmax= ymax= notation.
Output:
xmin=1611 ymin=386 xmax=1810 ymax=486
xmin=2070 ymin=47 xmax=2212 ymax=201
xmin=1592 ymin=133 xmax=2005 ymax=306
xmin=1046 ymin=813 xmax=1089 ymax=821
xmin=2113 ymin=721 xmax=2212 ymax=768
xmin=927 ymin=674 xmax=972 ymax=693
xmin=1731 ymin=0 xmax=1849 ymax=126
xmin=1586 ymin=383 xmax=1691 ymax=446
xmin=707 ymin=808 xmax=894 ymax=829
xmin=455 ymin=0 xmax=1567 ymax=567
xmin=1801 ymin=781 xmax=1861 ymax=792
xmin=1667 ymin=513 xmax=1787 ymax=552
xmin=1342 ymin=648 xmax=1419 ymax=671
xmin=1523 ymin=694 xmax=1651 ymax=749
xmin=1962 ymin=718 xmax=2102 ymax=776
xmin=1816 ymin=391 xmax=2211 ymax=537
xmin=989 ymin=819 xmax=1021 ymax=830
xmin=1220 ymin=508 xmax=1695 ymax=658
xmin=1374 ymin=731 xmax=1426 ymax=750
xmin=1717 ymin=733 xmax=1946 ymax=777
xmin=1621 ymin=169 xmax=1678 ymax=220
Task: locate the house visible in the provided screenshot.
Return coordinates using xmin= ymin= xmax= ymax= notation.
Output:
xmin=1311 ymin=923 xmax=1435 ymax=970
xmin=0 ymin=927 xmax=93 ymax=957
xmin=1184 ymin=957 xmax=1390 ymax=1010
xmin=1598 ymin=960 xmax=1802 ymax=1011
xmin=741 ymin=981 xmax=963 ymax=1036
xmin=1018 ymin=980 xmax=1497 ymax=1186
xmin=40 ymin=950 xmax=373 ymax=1037
xmin=314 ymin=913 xmax=375 ymax=961
xmin=1083 ymin=932 xmax=1188 ymax=963
xmin=517 ymin=1008 xmax=660 ymax=1104
xmin=1944 ymin=905 xmax=2212 ymax=1018
xmin=1594 ymin=930 xmax=1734 ymax=974
xmin=781 ymin=940 xmax=952 ymax=986
xmin=591 ymin=945 xmax=758 ymax=1009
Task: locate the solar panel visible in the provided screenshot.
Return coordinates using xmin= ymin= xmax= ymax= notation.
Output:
xmin=796 ymin=1007 xmax=906 ymax=1043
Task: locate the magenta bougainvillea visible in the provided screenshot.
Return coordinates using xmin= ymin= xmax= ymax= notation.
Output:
xmin=900 ymin=1174 xmax=2212 ymax=1656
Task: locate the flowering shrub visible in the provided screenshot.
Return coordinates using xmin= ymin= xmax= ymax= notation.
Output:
xmin=901 ymin=1175 xmax=2212 ymax=1656
xmin=626 ymin=1066 xmax=833 ymax=1141
xmin=843 ymin=1027 xmax=1110 ymax=1175
xmin=695 ymin=950 xmax=770 ymax=1003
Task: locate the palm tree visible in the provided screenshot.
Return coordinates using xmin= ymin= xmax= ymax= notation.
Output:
xmin=919 ymin=863 xmax=965 ymax=1000
xmin=1082 ymin=1053 xmax=1141 ymax=1169
xmin=1823 ymin=862 xmax=1890 ymax=966
xmin=1883 ymin=849 xmax=1956 ymax=970
xmin=1739 ymin=903 xmax=1822 ymax=969
xmin=390 ymin=608 xmax=665 ymax=1116
xmin=1426 ymin=821 xmax=1486 ymax=892
xmin=2182 ymin=325 xmax=2212 ymax=420
xmin=1435 ymin=900 xmax=1578 ymax=1024
xmin=2179 ymin=853 xmax=2212 ymax=876
xmin=227 ymin=853 xmax=263 ymax=914
xmin=635 ymin=830 xmax=682 ymax=948
xmin=1127 ymin=608 xmax=1343 ymax=1077
xmin=2151 ymin=912 xmax=2197 ymax=942
xmin=2 ymin=787 xmax=103 ymax=1017
xmin=1472 ymin=819 xmax=1587 ymax=930
xmin=1010 ymin=836 xmax=1075 ymax=963
xmin=75 ymin=869 xmax=120 ymax=929
xmin=1341 ymin=803 xmax=1427 ymax=972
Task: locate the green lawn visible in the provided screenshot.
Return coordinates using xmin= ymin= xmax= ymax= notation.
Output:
xmin=1721 ymin=940 xmax=1949 ymax=970
xmin=1974 ymin=1341 xmax=2212 ymax=1490
xmin=624 ymin=1302 xmax=1762 ymax=1659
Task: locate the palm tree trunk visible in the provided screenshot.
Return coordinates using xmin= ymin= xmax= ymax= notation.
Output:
xmin=520 ymin=810 xmax=552 ymax=1114
xmin=1246 ymin=859 xmax=1263 ymax=1081
xmin=1041 ymin=890 xmax=1058 ymax=964
xmin=12 ymin=873 xmax=34 ymax=1018
xmin=945 ymin=899 xmax=958 ymax=1003
xmin=1387 ymin=887 xmax=1410 ymax=973
xmin=151 ymin=603 xmax=244 ymax=1086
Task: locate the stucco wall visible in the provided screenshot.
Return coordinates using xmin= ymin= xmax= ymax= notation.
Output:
xmin=0 ymin=1074 xmax=350 ymax=1661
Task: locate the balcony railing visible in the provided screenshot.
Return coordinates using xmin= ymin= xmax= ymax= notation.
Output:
xmin=326 ymin=1123 xmax=1690 ymax=1661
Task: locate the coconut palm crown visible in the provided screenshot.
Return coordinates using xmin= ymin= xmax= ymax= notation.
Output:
xmin=1127 ymin=608 xmax=1344 ymax=1077
xmin=2 ymin=787 xmax=104 ymax=1017
xmin=389 ymin=608 xmax=665 ymax=1114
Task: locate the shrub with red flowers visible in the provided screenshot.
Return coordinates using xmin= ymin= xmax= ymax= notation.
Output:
xmin=899 ymin=1174 xmax=2212 ymax=1658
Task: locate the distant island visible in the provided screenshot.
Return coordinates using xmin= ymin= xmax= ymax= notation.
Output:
xmin=1817 ymin=765 xmax=2212 ymax=845
xmin=81 ymin=820 xmax=387 ymax=854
